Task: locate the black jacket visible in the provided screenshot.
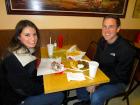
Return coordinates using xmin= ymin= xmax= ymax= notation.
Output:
xmin=94 ymin=36 xmax=136 ymax=85
xmin=1 ymin=52 xmax=43 ymax=104
xmin=3 ymin=53 xmax=44 ymax=95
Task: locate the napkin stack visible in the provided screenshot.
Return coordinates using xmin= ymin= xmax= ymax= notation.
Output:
xmin=66 ymin=72 xmax=85 ymax=81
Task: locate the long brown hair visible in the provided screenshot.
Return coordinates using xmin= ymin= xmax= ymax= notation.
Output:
xmin=2 ymin=20 xmax=41 ymax=59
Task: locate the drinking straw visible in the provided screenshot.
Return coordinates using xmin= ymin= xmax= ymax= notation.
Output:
xmin=50 ymin=37 xmax=51 ymax=44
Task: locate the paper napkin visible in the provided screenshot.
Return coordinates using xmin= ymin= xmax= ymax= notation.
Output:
xmin=66 ymin=72 xmax=85 ymax=81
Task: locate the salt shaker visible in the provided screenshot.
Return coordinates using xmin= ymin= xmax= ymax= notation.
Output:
xmin=54 ymin=40 xmax=57 ymax=47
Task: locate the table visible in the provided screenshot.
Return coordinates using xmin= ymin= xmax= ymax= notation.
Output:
xmin=134 ymin=42 xmax=140 ymax=49
xmin=41 ymin=46 xmax=110 ymax=94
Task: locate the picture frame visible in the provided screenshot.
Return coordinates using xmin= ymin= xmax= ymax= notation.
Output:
xmin=5 ymin=0 xmax=129 ymax=17
xmin=133 ymin=0 xmax=140 ymax=18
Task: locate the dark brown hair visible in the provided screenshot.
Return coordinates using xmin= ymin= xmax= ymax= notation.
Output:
xmin=9 ymin=20 xmax=40 ymax=52
xmin=103 ymin=15 xmax=121 ymax=27
xmin=1 ymin=20 xmax=40 ymax=59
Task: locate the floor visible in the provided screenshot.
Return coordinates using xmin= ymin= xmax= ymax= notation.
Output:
xmin=67 ymin=86 xmax=140 ymax=105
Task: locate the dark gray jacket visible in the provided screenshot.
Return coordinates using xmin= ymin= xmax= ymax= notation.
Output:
xmin=94 ymin=36 xmax=136 ymax=84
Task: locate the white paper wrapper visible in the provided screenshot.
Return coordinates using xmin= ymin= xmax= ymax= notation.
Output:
xmin=37 ymin=57 xmax=65 ymax=76
xmin=66 ymin=45 xmax=86 ymax=60
xmin=67 ymin=45 xmax=77 ymax=52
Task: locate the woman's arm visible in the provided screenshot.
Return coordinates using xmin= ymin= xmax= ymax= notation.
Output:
xmin=3 ymin=54 xmax=43 ymax=96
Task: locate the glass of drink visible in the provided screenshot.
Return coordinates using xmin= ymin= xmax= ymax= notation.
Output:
xmin=47 ymin=44 xmax=54 ymax=58
xmin=89 ymin=61 xmax=99 ymax=78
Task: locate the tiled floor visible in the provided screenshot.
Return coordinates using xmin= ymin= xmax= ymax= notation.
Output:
xmin=107 ymin=86 xmax=140 ymax=105
xmin=68 ymin=86 xmax=140 ymax=105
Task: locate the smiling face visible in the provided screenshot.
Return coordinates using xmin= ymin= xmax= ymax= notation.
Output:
xmin=18 ymin=26 xmax=38 ymax=48
xmin=102 ymin=18 xmax=120 ymax=44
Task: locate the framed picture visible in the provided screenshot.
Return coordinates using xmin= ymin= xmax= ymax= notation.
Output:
xmin=6 ymin=0 xmax=128 ymax=17
xmin=133 ymin=0 xmax=140 ymax=18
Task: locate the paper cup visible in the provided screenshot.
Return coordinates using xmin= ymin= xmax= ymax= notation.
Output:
xmin=89 ymin=61 xmax=99 ymax=78
xmin=47 ymin=44 xmax=54 ymax=58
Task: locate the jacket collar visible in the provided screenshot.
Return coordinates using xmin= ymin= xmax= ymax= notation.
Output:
xmin=13 ymin=48 xmax=36 ymax=67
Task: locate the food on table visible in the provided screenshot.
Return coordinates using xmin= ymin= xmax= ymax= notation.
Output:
xmin=70 ymin=60 xmax=89 ymax=70
xmin=66 ymin=50 xmax=86 ymax=61
xmin=70 ymin=60 xmax=78 ymax=68
xmin=51 ymin=61 xmax=63 ymax=71
xmin=77 ymin=64 xmax=84 ymax=69
xmin=67 ymin=51 xmax=81 ymax=56
xmin=77 ymin=60 xmax=89 ymax=70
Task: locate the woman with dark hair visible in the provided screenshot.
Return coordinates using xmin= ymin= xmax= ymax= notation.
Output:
xmin=1 ymin=20 xmax=64 ymax=105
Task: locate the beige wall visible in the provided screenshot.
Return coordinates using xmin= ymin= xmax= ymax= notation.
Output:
xmin=0 ymin=0 xmax=140 ymax=29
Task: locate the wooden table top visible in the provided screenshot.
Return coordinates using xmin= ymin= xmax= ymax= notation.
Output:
xmin=40 ymin=46 xmax=110 ymax=93
xmin=134 ymin=42 xmax=140 ymax=49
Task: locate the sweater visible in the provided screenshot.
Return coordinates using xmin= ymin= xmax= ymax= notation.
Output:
xmin=2 ymin=52 xmax=43 ymax=96
xmin=94 ymin=36 xmax=136 ymax=84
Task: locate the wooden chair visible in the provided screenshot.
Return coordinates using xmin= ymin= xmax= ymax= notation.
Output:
xmin=122 ymin=56 xmax=140 ymax=101
xmin=0 ymin=59 xmax=4 ymax=105
xmin=86 ymin=41 xmax=97 ymax=60
xmin=105 ymin=57 xmax=139 ymax=105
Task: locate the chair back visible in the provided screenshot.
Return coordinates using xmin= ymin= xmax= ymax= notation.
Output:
xmin=134 ymin=56 xmax=140 ymax=81
xmin=0 ymin=59 xmax=4 ymax=104
xmin=126 ymin=57 xmax=139 ymax=91
xmin=86 ymin=41 xmax=97 ymax=60
xmin=105 ymin=57 xmax=139 ymax=105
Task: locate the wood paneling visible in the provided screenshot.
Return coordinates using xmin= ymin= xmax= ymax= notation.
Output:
xmin=0 ymin=29 xmax=139 ymax=57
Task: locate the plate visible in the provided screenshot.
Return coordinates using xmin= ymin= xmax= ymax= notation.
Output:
xmin=51 ymin=61 xmax=65 ymax=74
xmin=70 ymin=59 xmax=89 ymax=70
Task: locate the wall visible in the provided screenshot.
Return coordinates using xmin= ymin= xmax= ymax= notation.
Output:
xmin=0 ymin=29 xmax=139 ymax=57
xmin=0 ymin=0 xmax=140 ymax=29
xmin=0 ymin=0 xmax=140 ymax=57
